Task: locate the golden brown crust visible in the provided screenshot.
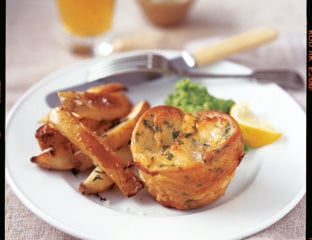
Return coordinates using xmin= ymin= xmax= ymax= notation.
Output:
xmin=78 ymin=145 xmax=133 ymax=195
xmin=31 ymin=83 xmax=152 ymax=197
xmin=48 ymin=107 xmax=144 ymax=197
xmin=33 ymin=123 xmax=94 ymax=171
xmin=101 ymin=101 xmax=150 ymax=150
xmin=86 ymin=82 xmax=128 ymax=94
xmin=131 ymin=105 xmax=244 ymax=209
xmin=58 ymin=82 xmax=132 ymax=121
xmin=35 ymin=123 xmax=68 ymax=150
xmin=79 ymin=166 xmax=115 ymax=195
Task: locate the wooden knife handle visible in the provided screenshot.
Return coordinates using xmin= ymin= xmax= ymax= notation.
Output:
xmin=191 ymin=27 xmax=278 ymax=66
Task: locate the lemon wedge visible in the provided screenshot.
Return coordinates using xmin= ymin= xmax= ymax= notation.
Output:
xmin=230 ymin=102 xmax=282 ymax=148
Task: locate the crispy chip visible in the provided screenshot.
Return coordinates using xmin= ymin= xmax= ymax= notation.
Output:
xmin=48 ymin=107 xmax=143 ymax=197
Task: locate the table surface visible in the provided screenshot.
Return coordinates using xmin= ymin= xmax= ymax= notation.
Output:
xmin=5 ymin=0 xmax=306 ymax=239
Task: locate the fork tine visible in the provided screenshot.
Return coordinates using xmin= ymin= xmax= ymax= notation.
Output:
xmin=87 ymin=54 xmax=151 ymax=81
xmin=90 ymin=57 xmax=149 ymax=74
xmin=88 ymin=67 xmax=149 ymax=82
xmin=88 ymin=54 xmax=149 ymax=72
xmin=87 ymin=63 xmax=149 ymax=81
xmin=87 ymin=53 xmax=170 ymax=82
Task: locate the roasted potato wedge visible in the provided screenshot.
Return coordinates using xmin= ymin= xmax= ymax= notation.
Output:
xmin=70 ymin=150 xmax=95 ymax=172
xmin=48 ymin=107 xmax=143 ymax=197
xmin=35 ymin=123 xmax=68 ymax=150
xmin=31 ymin=147 xmax=76 ymax=170
xmin=79 ymin=144 xmax=133 ymax=195
xmin=79 ymin=118 xmax=116 ymax=137
xmin=100 ymin=101 xmax=150 ymax=150
xmin=32 ymin=101 xmax=148 ymax=189
xmin=32 ymin=83 xmax=150 ymax=197
xmin=86 ymin=82 xmax=128 ymax=94
xmin=58 ymin=84 xmax=132 ymax=121
xmin=79 ymin=166 xmax=114 ymax=195
xmin=33 ymin=123 xmax=93 ymax=171
xmin=78 ymin=101 xmax=149 ymax=195
xmin=114 ymin=144 xmax=133 ymax=167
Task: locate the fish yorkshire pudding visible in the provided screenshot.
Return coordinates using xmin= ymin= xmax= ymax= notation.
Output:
xmin=131 ymin=106 xmax=244 ymax=210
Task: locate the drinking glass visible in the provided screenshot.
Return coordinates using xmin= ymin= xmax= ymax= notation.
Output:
xmin=56 ymin=0 xmax=115 ymax=56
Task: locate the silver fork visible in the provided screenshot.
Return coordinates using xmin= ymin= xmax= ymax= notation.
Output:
xmin=46 ymin=51 xmax=304 ymax=107
xmin=88 ymin=27 xmax=280 ymax=81
xmin=88 ymin=27 xmax=278 ymax=81
xmin=46 ymin=28 xmax=305 ymax=107
xmin=87 ymin=52 xmax=304 ymax=90
xmin=87 ymin=52 xmax=171 ymax=81
xmin=87 ymin=27 xmax=305 ymax=90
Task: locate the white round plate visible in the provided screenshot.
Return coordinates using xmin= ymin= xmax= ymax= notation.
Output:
xmin=6 ymin=50 xmax=306 ymax=240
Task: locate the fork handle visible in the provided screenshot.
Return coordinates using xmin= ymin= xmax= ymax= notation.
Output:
xmin=191 ymin=27 xmax=278 ymax=66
